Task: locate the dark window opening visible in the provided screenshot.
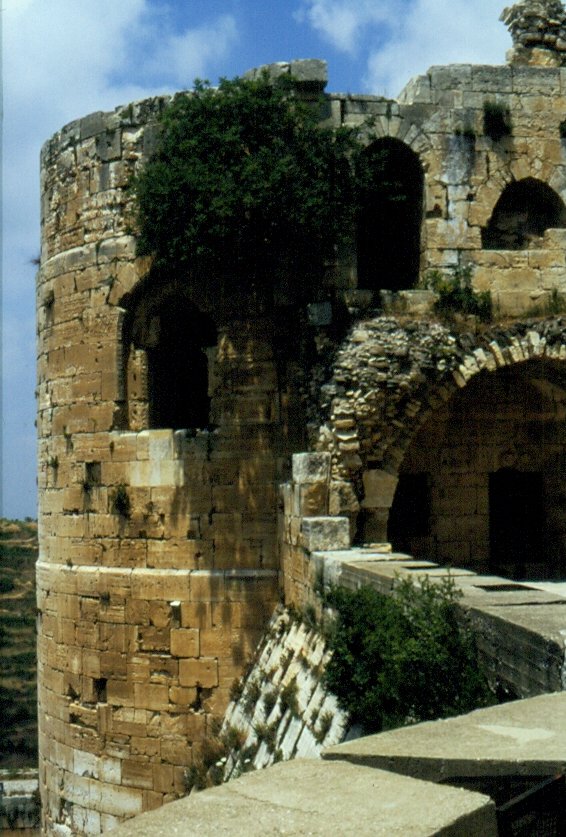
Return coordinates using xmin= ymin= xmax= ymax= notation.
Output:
xmin=388 ymin=473 xmax=430 ymax=553
xmin=126 ymin=290 xmax=217 ymax=431
xmin=482 ymin=178 xmax=566 ymax=250
xmin=146 ymin=302 xmax=216 ymax=430
xmin=489 ymin=469 xmax=543 ymax=580
xmin=94 ymin=678 xmax=107 ymax=703
xmin=356 ymin=138 xmax=424 ymax=292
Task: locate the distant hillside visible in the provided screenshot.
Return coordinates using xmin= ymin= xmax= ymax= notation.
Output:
xmin=0 ymin=519 xmax=38 ymax=768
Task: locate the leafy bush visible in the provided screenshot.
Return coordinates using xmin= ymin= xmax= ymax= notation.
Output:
xmin=132 ymin=73 xmax=359 ymax=293
xmin=0 ymin=576 xmax=15 ymax=593
xmin=427 ymin=266 xmax=492 ymax=322
xmin=324 ymin=576 xmax=494 ymax=734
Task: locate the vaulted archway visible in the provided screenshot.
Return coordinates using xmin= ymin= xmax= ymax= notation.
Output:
xmin=482 ymin=178 xmax=566 ymax=250
xmin=390 ymin=360 xmax=566 ymax=579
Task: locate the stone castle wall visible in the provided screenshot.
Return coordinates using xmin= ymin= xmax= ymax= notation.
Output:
xmin=37 ymin=10 xmax=566 ymax=830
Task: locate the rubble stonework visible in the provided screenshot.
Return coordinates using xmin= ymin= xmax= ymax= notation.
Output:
xmin=502 ymin=0 xmax=566 ymax=65
xmin=37 ymin=5 xmax=566 ymax=833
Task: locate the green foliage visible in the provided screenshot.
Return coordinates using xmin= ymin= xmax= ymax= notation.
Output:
xmin=243 ymin=678 xmax=262 ymax=717
xmin=184 ymin=723 xmax=246 ymax=793
xmin=314 ymin=709 xmax=334 ymax=744
xmin=280 ymin=677 xmax=299 ymax=716
xmin=0 ymin=576 xmax=15 ymax=593
xmin=229 ymin=676 xmax=244 ymax=702
xmin=132 ymin=73 xmax=359 ymax=291
xmin=483 ymin=100 xmax=512 ymax=142
xmin=262 ymin=688 xmax=278 ymax=718
xmin=324 ymin=576 xmax=494 ymax=734
xmin=254 ymin=720 xmax=278 ymax=753
xmin=427 ymin=266 xmax=492 ymax=322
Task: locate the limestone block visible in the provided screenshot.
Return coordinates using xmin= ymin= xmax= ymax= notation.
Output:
xmin=180 ymin=601 xmax=213 ymax=629
xmin=134 ymin=682 xmax=169 ymax=711
xmin=430 ymin=65 xmax=472 ymax=90
xmin=106 ymin=679 xmax=134 ymax=707
xmin=178 ymin=657 xmax=219 ymax=688
xmin=122 ymin=760 xmax=154 ymax=790
xmin=397 ymin=74 xmax=432 ymax=105
xmin=295 ymin=483 xmax=329 ymax=516
xmin=189 ymin=570 xmax=225 ymax=602
xmin=138 ymin=626 xmax=169 ymax=652
xmin=170 ymin=628 xmax=200 ymax=658
xmin=301 ymin=517 xmax=350 ymax=552
xmin=361 ymin=469 xmax=398 ymax=510
xmin=292 ymin=452 xmax=331 ymax=485
xmin=92 ymin=781 xmax=144 ymax=818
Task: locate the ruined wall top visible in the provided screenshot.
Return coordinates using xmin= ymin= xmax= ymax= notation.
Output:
xmin=502 ymin=0 xmax=566 ymax=65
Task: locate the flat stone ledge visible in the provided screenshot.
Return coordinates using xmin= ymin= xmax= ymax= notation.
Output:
xmin=323 ymin=692 xmax=566 ymax=783
xmin=111 ymin=759 xmax=497 ymax=837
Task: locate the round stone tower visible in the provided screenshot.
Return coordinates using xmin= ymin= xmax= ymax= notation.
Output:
xmin=35 ymin=88 xmax=309 ymax=832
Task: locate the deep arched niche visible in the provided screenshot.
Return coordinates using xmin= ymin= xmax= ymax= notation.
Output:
xmin=356 ymin=138 xmax=424 ymax=293
xmin=122 ymin=283 xmax=217 ymax=431
xmin=386 ymin=359 xmax=566 ymax=580
xmin=482 ymin=178 xmax=566 ymax=250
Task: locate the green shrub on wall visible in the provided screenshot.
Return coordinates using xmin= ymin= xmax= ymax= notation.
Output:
xmin=427 ymin=265 xmax=492 ymax=322
xmin=132 ymin=73 xmax=360 ymax=292
xmin=324 ymin=576 xmax=494 ymax=734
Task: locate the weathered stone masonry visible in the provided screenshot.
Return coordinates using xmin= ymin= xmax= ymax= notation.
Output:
xmin=37 ymin=3 xmax=566 ymax=833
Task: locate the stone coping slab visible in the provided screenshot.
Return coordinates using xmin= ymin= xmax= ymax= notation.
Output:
xmin=466 ymin=602 xmax=566 ymax=645
xmin=111 ymin=759 xmax=496 ymax=837
xmin=323 ymin=692 xmax=566 ymax=783
xmin=313 ymin=549 xmax=566 ymax=607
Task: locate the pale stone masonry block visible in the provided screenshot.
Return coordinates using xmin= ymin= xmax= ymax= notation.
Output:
xmin=178 ymin=657 xmax=219 ymax=688
xmin=292 ymin=452 xmax=331 ymax=484
xmin=301 ymin=517 xmax=350 ymax=552
xmin=170 ymin=628 xmax=199 ymax=658
xmin=361 ymin=469 xmax=398 ymax=510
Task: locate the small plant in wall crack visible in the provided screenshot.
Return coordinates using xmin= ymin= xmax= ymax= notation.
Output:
xmin=314 ymin=709 xmax=334 ymax=744
xmin=280 ymin=677 xmax=299 ymax=716
xmin=254 ymin=720 xmax=278 ymax=753
xmin=183 ymin=724 xmax=247 ymax=794
xmin=426 ymin=266 xmax=492 ymax=323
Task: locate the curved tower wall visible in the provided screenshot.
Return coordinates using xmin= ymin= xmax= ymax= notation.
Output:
xmin=37 ymin=98 xmax=290 ymax=833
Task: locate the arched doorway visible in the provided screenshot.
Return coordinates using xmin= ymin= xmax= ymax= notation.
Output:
xmin=356 ymin=138 xmax=424 ymax=293
xmin=387 ymin=360 xmax=566 ymax=580
xmin=482 ymin=178 xmax=566 ymax=249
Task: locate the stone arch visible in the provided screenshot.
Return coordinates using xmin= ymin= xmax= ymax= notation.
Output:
xmin=482 ymin=178 xmax=566 ymax=249
xmin=317 ymin=316 xmax=566 ymax=578
xmin=120 ymin=275 xmax=217 ymax=431
xmin=355 ymin=138 xmax=425 ymax=293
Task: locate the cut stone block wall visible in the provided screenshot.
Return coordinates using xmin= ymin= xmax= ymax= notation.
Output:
xmin=38 ymin=28 xmax=566 ymax=833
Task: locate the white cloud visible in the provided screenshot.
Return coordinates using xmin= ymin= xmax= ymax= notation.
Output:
xmin=296 ymin=0 xmax=511 ymax=96
xmin=365 ymin=0 xmax=511 ymax=97
xmin=295 ymin=0 xmax=394 ymax=54
xmin=143 ymin=16 xmax=239 ymax=86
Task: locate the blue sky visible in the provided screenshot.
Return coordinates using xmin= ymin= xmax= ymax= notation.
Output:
xmin=2 ymin=0 xmax=511 ymax=519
